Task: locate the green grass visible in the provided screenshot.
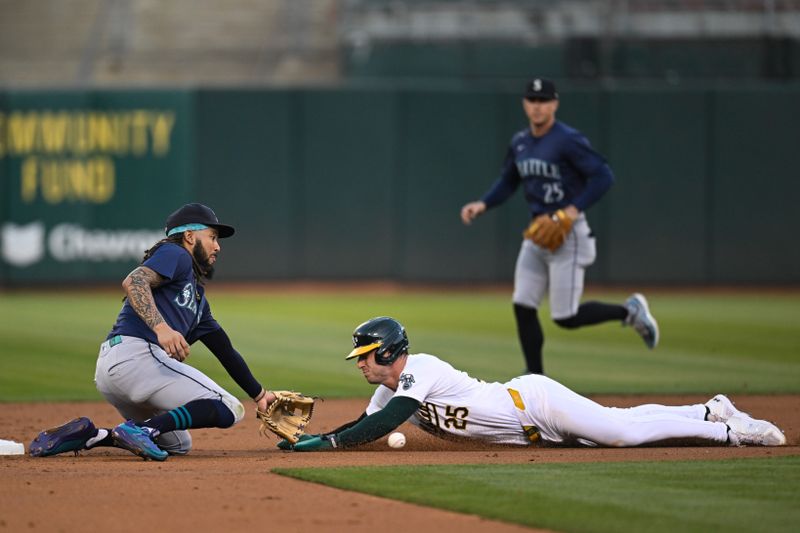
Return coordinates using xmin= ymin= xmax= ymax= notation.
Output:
xmin=275 ymin=456 xmax=800 ymax=533
xmin=3 ymin=289 xmax=797 ymax=531
xmin=0 ymin=289 xmax=798 ymax=401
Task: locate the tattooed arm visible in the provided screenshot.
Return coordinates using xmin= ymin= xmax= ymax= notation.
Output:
xmin=122 ymin=266 xmax=190 ymax=361
xmin=123 ymin=266 xmax=166 ymax=328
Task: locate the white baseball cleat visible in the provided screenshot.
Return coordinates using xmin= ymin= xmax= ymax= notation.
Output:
xmin=705 ymin=394 xmax=744 ymax=423
xmin=726 ymin=414 xmax=786 ymax=446
xmin=624 ymin=293 xmax=659 ymax=349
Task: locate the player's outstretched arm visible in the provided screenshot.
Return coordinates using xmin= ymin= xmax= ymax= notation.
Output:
xmin=276 ymin=413 xmax=367 ymax=450
xmin=200 ymin=328 xmax=268 ymax=404
xmin=460 ymin=201 xmax=487 ymax=225
xmin=292 ymin=397 xmax=419 ymax=451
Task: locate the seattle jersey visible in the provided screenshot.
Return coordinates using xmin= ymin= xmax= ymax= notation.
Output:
xmin=366 ymin=354 xmax=528 ymax=445
xmin=483 ymin=121 xmax=614 ymax=218
xmin=107 ymin=243 xmax=221 ymax=345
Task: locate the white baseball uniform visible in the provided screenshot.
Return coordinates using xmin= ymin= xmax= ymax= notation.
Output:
xmin=366 ymin=354 xmax=729 ymax=447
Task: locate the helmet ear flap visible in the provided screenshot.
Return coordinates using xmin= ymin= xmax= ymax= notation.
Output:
xmin=375 ymin=342 xmax=391 ymax=363
xmin=374 ymin=329 xmax=409 ymax=366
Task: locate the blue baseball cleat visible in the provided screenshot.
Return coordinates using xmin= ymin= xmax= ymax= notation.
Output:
xmin=112 ymin=421 xmax=168 ymax=461
xmin=30 ymin=417 xmax=97 ymax=457
xmin=624 ymin=293 xmax=659 ymax=349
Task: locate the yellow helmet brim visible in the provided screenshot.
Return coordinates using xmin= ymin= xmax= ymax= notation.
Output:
xmin=345 ymin=342 xmax=382 ymax=360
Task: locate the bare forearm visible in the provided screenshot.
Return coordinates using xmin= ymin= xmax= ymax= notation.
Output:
xmin=124 ymin=266 xmax=165 ymax=330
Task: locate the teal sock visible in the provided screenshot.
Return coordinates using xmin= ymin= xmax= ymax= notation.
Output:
xmin=143 ymin=399 xmax=235 ymax=434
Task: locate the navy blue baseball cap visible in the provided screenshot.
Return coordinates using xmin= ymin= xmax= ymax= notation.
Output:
xmin=164 ymin=203 xmax=235 ymax=238
xmin=524 ymin=78 xmax=558 ymax=101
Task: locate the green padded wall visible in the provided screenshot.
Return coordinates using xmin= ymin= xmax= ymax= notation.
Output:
xmin=298 ymin=89 xmax=400 ymax=279
xmin=604 ymin=90 xmax=709 ymax=283
xmin=710 ymin=88 xmax=800 ymax=283
xmin=194 ymin=89 xmax=295 ymax=279
xmin=2 ymin=85 xmax=798 ymax=285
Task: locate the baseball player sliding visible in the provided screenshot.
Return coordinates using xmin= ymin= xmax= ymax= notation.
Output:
xmin=284 ymin=317 xmax=786 ymax=451
xmin=30 ymin=203 xmax=277 ymax=461
xmin=461 ymin=78 xmax=658 ymax=375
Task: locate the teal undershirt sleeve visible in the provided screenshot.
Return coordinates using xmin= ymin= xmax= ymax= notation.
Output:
xmin=335 ymin=396 xmax=420 ymax=447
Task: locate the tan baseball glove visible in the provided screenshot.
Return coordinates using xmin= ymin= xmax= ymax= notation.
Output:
xmin=256 ymin=390 xmax=316 ymax=444
xmin=523 ymin=209 xmax=574 ymax=252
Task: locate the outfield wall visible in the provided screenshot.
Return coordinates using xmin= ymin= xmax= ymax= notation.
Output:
xmin=1 ymin=86 xmax=798 ymax=285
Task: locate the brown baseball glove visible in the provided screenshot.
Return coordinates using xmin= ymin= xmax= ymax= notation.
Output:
xmin=523 ymin=209 xmax=574 ymax=252
xmin=256 ymin=390 xmax=316 ymax=444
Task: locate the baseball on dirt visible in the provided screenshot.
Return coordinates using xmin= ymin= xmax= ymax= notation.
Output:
xmin=387 ymin=432 xmax=406 ymax=449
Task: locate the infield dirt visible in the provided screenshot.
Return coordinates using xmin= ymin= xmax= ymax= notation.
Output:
xmin=1 ymin=395 xmax=797 ymax=532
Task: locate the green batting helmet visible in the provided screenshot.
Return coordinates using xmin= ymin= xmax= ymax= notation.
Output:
xmin=346 ymin=316 xmax=409 ymax=366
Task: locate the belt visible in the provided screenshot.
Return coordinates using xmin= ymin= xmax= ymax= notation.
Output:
xmin=101 ymin=335 xmax=123 ymax=350
xmin=507 ymin=387 xmax=541 ymax=443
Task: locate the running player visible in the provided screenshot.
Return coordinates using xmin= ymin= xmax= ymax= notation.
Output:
xmin=286 ymin=317 xmax=786 ymax=451
xmin=460 ymin=78 xmax=658 ymax=374
xmin=30 ymin=203 xmax=276 ymax=461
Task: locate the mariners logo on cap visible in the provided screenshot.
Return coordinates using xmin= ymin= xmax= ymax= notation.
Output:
xmin=524 ymin=78 xmax=558 ymax=100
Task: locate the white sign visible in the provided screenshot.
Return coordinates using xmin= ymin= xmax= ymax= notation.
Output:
xmin=1 ymin=221 xmax=163 ymax=266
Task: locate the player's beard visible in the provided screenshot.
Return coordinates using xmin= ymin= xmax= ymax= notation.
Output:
xmin=192 ymin=241 xmax=215 ymax=280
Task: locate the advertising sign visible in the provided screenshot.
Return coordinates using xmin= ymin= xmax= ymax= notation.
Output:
xmin=0 ymin=91 xmax=193 ymax=283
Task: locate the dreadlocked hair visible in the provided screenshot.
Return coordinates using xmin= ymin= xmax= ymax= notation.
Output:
xmin=143 ymin=233 xmax=208 ymax=285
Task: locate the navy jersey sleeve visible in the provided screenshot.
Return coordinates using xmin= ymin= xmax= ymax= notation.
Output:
xmin=142 ymin=244 xmax=191 ymax=281
xmin=481 ymin=145 xmax=521 ymax=208
xmin=199 ymin=327 xmax=262 ymax=398
xmin=565 ymin=133 xmax=614 ymax=211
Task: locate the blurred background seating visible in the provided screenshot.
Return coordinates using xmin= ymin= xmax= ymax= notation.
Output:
xmin=2 ymin=0 xmax=799 ymax=87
